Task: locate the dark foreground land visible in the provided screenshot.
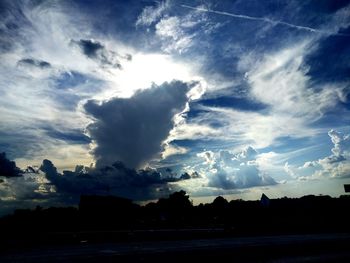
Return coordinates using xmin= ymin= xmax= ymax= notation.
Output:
xmin=1 ymin=233 xmax=350 ymax=262
xmin=1 ymin=191 xmax=350 ymax=262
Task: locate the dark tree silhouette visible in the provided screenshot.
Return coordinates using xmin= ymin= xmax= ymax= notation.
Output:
xmin=0 ymin=191 xmax=350 ymax=248
xmin=212 ymin=196 xmax=229 ymax=209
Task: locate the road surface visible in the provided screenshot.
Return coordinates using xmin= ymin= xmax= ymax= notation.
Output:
xmin=1 ymin=233 xmax=350 ymax=262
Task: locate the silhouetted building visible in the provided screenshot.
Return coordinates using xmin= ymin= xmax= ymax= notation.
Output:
xmin=344 ymin=184 xmax=350 ymax=193
xmin=260 ymin=193 xmax=270 ymax=207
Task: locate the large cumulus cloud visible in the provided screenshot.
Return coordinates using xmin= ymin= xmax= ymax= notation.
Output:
xmin=84 ymin=80 xmax=192 ymax=168
xmin=197 ymin=146 xmax=277 ymax=189
xmin=293 ymin=130 xmax=350 ymax=180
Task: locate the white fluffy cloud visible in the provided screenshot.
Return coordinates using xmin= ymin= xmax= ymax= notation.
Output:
xmin=196 ymin=146 xmax=277 ymax=189
xmin=287 ymin=130 xmax=350 ymax=180
xmin=312 ymin=130 xmax=350 ymax=178
xmin=328 ymin=130 xmax=350 ymax=158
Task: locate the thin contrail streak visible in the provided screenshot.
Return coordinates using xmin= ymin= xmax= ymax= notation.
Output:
xmin=181 ymin=4 xmax=350 ymax=36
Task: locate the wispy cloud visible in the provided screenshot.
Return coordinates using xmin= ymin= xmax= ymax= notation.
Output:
xmin=136 ymin=0 xmax=169 ymax=26
xmin=181 ymin=4 xmax=350 ymax=37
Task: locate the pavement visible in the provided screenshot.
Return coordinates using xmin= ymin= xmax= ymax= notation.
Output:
xmin=1 ymin=233 xmax=350 ymax=262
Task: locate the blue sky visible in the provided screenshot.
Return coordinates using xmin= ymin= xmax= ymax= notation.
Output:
xmin=0 ymin=0 xmax=350 ymax=213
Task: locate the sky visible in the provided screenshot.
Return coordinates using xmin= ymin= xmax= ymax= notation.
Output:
xmin=0 ymin=0 xmax=350 ymax=215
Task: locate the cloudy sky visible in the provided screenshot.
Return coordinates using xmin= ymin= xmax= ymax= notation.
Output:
xmin=0 ymin=0 xmax=350 ymax=214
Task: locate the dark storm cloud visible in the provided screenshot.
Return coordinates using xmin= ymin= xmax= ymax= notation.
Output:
xmin=74 ymin=39 xmax=122 ymax=69
xmin=17 ymin=58 xmax=51 ymax=68
xmin=40 ymin=159 xmax=106 ymax=195
xmin=39 ymin=159 xmax=184 ymax=200
xmin=77 ymin=39 xmax=104 ymax=58
xmin=84 ymin=80 xmax=192 ymax=168
xmin=0 ymin=152 xmax=22 ymax=177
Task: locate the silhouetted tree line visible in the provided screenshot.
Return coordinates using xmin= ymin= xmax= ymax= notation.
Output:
xmin=1 ymin=191 xmax=350 ymax=247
